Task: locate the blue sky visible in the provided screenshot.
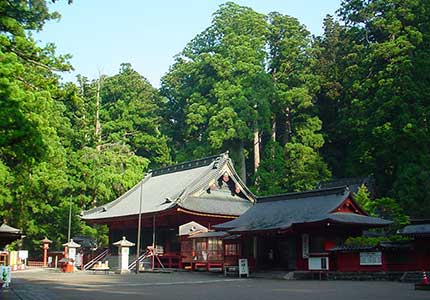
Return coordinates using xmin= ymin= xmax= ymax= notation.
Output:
xmin=36 ymin=0 xmax=341 ymax=87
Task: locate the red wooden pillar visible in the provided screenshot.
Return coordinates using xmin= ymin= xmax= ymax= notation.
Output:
xmin=41 ymin=237 xmax=52 ymax=267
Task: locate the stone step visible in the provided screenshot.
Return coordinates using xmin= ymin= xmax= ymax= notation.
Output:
xmin=400 ymin=271 xmax=430 ymax=283
xmin=292 ymin=271 xmax=406 ymax=281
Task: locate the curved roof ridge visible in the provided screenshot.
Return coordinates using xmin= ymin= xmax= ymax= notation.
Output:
xmin=178 ymin=155 xmax=228 ymax=201
xmin=179 ymin=156 xmax=256 ymax=204
xmin=257 ymin=186 xmax=348 ymax=203
xmin=224 ymin=157 xmax=256 ymax=202
xmin=151 ymin=153 xmax=227 ymax=177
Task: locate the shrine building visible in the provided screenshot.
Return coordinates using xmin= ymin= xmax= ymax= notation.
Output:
xmin=214 ymin=186 xmax=392 ymax=271
xmin=81 ymin=153 xmax=255 ymax=264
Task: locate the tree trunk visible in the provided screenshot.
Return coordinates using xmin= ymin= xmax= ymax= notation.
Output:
xmin=238 ymin=142 xmax=246 ymax=184
xmin=95 ymin=77 xmax=102 ymax=151
xmin=282 ymin=107 xmax=291 ymax=145
xmin=271 ymin=119 xmax=276 ymax=142
xmin=254 ymin=128 xmax=260 ymax=173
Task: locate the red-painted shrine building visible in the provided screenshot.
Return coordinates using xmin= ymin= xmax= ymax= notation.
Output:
xmin=81 ymin=153 xmax=255 ymax=264
xmin=331 ymin=219 xmax=430 ymax=272
xmin=82 ymin=153 xmax=429 ymax=273
xmin=214 ymin=186 xmax=392 ymax=271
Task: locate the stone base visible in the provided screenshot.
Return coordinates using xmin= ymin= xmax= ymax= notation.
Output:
xmin=115 ymin=269 xmax=131 ymax=274
xmin=415 ymin=283 xmax=430 ymax=290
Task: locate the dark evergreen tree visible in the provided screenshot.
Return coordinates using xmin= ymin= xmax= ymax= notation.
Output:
xmin=161 ymin=2 xmax=271 ymax=182
xmin=318 ymin=0 xmax=430 ymax=216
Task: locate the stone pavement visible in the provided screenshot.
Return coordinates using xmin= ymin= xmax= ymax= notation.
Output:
xmin=1 ymin=268 xmax=429 ymax=300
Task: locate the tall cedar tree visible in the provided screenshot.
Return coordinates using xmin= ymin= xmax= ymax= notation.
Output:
xmin=0 ymin=1 xmax=165 ymax=251
xmin=258 ymin=12 xmax=330 ymax=193
xmin=0 ymin=0 xmax=72 ymax=250
xmin=318 ymin=0 xmax=430 ymax=216
xmin=99 ymin=63 xmax=171 ymax=167
xmin=161 ymin=2 xmax=272 ymax=181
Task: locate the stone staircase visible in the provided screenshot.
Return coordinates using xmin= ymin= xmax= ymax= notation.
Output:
xmin=93 ymin=254 xmax=148 ymax=272
xmin=102 ymin=255 xmax=119 ymax=271
xmin=400 ymin=271 xmax=430 ymax=283
xmin=285 ymin=271 xmax=407 ymax=281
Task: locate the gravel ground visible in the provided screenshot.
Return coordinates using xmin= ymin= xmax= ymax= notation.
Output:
xmin=2 ymin=268 xmax=429 ymax=300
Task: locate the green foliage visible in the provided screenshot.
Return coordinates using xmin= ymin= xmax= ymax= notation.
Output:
xmin=262 ymin=12 xmax=331 ymax=192
xmin=0 ymin=0 xmax=60 ymax=36
xmin=0 ymin=0 xmax=73 ymax=252
xmin=161 ymin=2 xmax=271 ymax=175
xmin=3 ymin=0 xmax=429 ymax=256
xmin=0 ymin=1 xmax=159 ymax=254
xmin=344 ymin=185 xmax=409 ymax=247
xmin=365 ymin=197 xmax=409 ymax=230
xmin=68 ymin=146 xmax=149 ymax=207
xmin=162 ymin=3 xmax=330 ymax=189
xmin=100 ymin=63 xmax=171 ymax=167
xmin=253 ymin=141 xmax=287 ymax=195
xmin=318 ymin=0 xmax=430 ymax=217
xmin=314 ymin=15 xmax=348 ymax=176
xmin=353 ymin=184 xmax=371 ymax=209
xmin=284 ymin=142 xmax=331 ymax=192
xmin=353 ymin=185 xmax=408 ymax=234
xmin=0 ymin=161 xmax=13 ymax=220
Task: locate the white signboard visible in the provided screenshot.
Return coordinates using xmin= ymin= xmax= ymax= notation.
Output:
xmin=18 ymin=250 xmax=28 ymax=260
xmin=238 ymin=258 xmax=249 ymax=277
xmin=308 ymin=257 xmax=329 ymax=270
xmin=69 ymin=248 xmax=76 ymax=261
xmin=360 ymin=252 xmax=382 ymax=265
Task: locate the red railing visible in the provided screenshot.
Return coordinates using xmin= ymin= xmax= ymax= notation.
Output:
xmin=27 ymin=261 xmax=44 ymax=267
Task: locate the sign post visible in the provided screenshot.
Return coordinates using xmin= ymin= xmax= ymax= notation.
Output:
xmin=0 ymin=266 xmax=11 ymax=288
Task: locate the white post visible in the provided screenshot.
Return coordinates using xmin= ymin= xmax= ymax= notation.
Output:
xmin=69 ymin=247 xmax=76 ymax=263
xmin=62 ymin=239 xmax=81 ymax=273
xmin=136 ymin=181 xmax=143 ymax=274
xmin=120 ymin=246 xmax=130 ymax=273
xmin=114 ymin=236 xmax=135 ymax=274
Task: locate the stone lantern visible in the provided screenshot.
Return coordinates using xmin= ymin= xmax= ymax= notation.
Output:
xmin=62 ymin=239 xmax=81 ymax=272
xmin=41 ymin=237 xmax=52 ymax=268
xmin=113 ymin=236 xmax=135 ymax=274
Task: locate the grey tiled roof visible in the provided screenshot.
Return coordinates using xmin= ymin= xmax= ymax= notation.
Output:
xmin=0 ymin=224 xmax=23 ymax=247
xmin=330 ymin=245 xmax=375 ymax=252
xmin=81 ymin=153 xmax=255 ymax=221
xmin=318 ymin=177 xmax=373 ymax=194
xmin=0 ymin=224 xmax=21 ymax=234
xmin=398 ymin=224 xmax=430 ymax=236
xmin=214 ymin=186 xmax=391 ymax=232
xmin=331 ymin=241 xmax=413 ymax=252
xmin=183 ymin=189 xmax=253 ymax=217
xmin=189 ymin=231 xmax=229 ymax=239
xmin=328 ymin=212 xmax=392 ymax=225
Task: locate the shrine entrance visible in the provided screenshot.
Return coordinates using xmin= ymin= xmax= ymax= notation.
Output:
xmin=256 ymin=235 xmax=297 ymax=270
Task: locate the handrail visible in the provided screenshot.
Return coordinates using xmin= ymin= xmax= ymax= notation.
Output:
xmin=128 ymin=248 xmax=166 ymax=271
xmin=84 ymin=248 xmax=109 ymax=270
xmin=128 ymin=250 xmax=149 ymax=270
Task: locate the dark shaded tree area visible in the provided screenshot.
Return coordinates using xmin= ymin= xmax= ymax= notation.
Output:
xmin=1 ymin=0 xmax=429 ymax=254
xmin=316 ymin=0 xmax=430 ymax=217
xmin=160 ymin=2 xmax=330 ymax=190
xmin=0 ymin=0 xmax=169 ymax=252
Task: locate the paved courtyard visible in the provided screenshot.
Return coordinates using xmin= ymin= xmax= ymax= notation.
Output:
xmin=2 ymin=269 xmax=429 ymax=300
